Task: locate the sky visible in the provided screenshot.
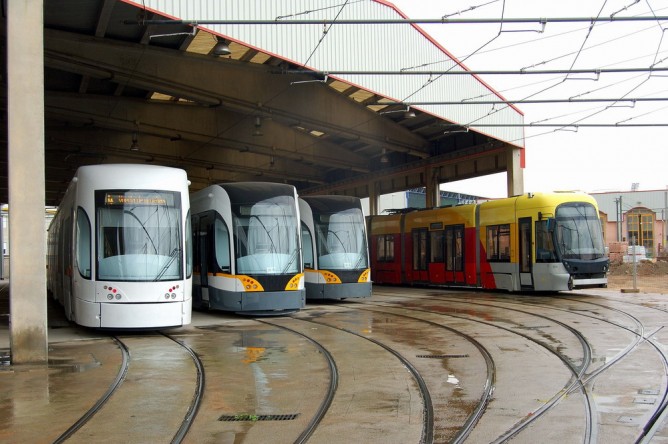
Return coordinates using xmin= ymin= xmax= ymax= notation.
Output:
xmin=389 ymin=0 xmax=668 ymax=198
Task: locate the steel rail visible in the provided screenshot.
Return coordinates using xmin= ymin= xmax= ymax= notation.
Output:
xmin=296 ymin=316 xmax=435 ymax=444
xmin=160 ymin=333 xmax=205 ymax=444
xmin=362 ymin=294 xmax=597 ymax=444
xmin=348 ymin=304 xmax=496 ymax=444
xmin=258 ymin=319 xmax=339 ymax=444
xmin=52 ymin=337 xmax=130 ymax=444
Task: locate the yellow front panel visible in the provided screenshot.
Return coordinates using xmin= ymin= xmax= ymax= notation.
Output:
xmin=285 ymin=273 xmax=304 ymax=290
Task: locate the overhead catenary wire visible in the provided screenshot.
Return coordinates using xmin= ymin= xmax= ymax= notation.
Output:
xmin=377 ymin=97 xmax=668 ymax=105
xmin=301 ymin=0 xmax=350 ymax=68
xmin=399 ymin=0 xmax=509 ymax=104
xmin=125 ymin=16 xmax=668 ymax=26
xmin=124 ymin=1 xmax=668 ymax=168
xmin=443 ymin=123 xmax=668 ymax=127
xmin=410 ymin=1 xmax=668 ymax=139
xmin=396 ymin=3 xmax=661 ymax=126
xmin=440 ymin=1 xmax=613 ymax=131
xmin=526 ymin=1 xmax=668 ymax=132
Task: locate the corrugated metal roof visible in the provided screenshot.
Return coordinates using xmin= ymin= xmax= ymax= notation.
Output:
xmin=141 ymin=0 xmax=524 ymax=146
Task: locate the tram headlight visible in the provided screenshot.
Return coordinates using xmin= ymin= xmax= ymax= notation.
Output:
xmin=115 ymin=294 xmax=121 ymax=300
xmin=107 ymin=294 xmax=113 ymax=300
xmin=165 ymin=293 xmax=170 ymax=299
xmin=171 ymin=293 xmax=176 ymax=299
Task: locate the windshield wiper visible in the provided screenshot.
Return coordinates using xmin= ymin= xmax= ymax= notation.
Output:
xmin=154 ymin=247 xmax=181 ymax=281
xmin=124 ymin=208 xmax=158 ymax=254
xmin=281 ymin=248 xmax=300 ymax=274
xmin=250 ymin=215 xmax=276 ymax=253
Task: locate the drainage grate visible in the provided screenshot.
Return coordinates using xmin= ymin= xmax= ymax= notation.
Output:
xmin=634 ymin=397 xmax=656 ymax=405
xmin=638 ymin=389 xmax=660 ymax=396
xmin=416 ymin=354 xmax=469 ymax=359
xmin=617 ymin=416 xmax=637 ymax=424
xmin=219 ymin=413 xmax=300 ymax=422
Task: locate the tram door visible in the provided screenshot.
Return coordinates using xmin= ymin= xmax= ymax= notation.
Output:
xmin=412 ymin=228 xmax=429 ymax=282
xmin=445 ymin=225 xmax=465 ymax=284
xmin=519 ymin=217 xmax=533 ymax=288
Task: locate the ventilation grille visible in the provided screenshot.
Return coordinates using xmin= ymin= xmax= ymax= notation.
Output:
xmin=219 ymin=413 xmax=300 ymax=422
xmin=416 ymin=354 xmax=469 ymax=359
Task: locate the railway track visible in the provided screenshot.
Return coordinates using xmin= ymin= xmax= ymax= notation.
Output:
xmin=348 ymin=296 xmax=595 ymax=443
xmin=295 ymin=316 xmax=436 ymax=444
xmin=258 ymin=319 xmax=338 ymax=444
xmin=52 ymin=337 xmax=130 ymax=444
xmin=3 ymin=287 xmax=666 ymax=444
xmin=51 ymin=333 xmax=204 ymax=444
xmin=439 ymin=292 xmax=668 ymax=443
xmin=293 ymin=308 xmax=496 ymax=444
xmin=365 ymin=287 xmax=667 ymax=443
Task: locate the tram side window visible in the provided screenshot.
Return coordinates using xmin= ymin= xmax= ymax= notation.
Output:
xmin=214 ymin=217 xmax=231 ymax=272
xmin=302 ymin=224 xmax=314 ymax=269
xmin=76 ymin=207 xmax=91 ymax=279
xmin=535 ymin=220 xmax=558 ymax=263
xmin=486 ymin=224 xmax=510 ymax=262
xmin=377 ymin=234 xmax=395 ymax=262
xmin=185 ymin=210 xmax=193 ymax=278
xmin=191 ymin=214 xmax=200 ymax=273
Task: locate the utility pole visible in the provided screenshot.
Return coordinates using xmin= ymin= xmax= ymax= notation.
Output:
xmin=615 ymin=196 xmax=622 ymax=242
xmin=659 ymin=185 xmax=668 ymax=253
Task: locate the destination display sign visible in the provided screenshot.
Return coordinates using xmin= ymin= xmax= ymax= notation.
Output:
xmin=103 ymin=191 xmax=173 ymax=207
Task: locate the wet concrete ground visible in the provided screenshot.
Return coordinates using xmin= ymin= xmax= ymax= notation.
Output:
xmin=1 ymin=281 xmax=668 ymax=443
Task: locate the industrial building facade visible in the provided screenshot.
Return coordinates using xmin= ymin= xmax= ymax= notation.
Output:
xmin=592 ymin=189 xmax=668 ymax=259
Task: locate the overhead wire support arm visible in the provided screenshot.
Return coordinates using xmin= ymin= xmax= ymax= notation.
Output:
xmin=439 ymin=123 xmax=668 ymax=127
xmin=278 ymin=67 xmax=668 ymax=76
xmin=123 ymin=16 xmax=668 ymax=26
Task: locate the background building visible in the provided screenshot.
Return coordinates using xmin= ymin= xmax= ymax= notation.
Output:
xmin=361 ymin=188 xmax=481 ymax=215
xmin=592 ymin=189 xmax=668 ymax=258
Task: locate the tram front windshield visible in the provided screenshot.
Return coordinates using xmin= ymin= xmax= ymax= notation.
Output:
xmin=233 ymin=196 xmax=300 ymax=275
xmin=314 ymin=207 xmax=368 ymax=270
xmin=96 ymin=190 xmax=182 ymax=281
xmin=554 ymin=203 xmax=606 ymax=260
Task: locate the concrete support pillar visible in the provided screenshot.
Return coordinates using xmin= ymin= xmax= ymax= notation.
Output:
xmin=425 ymin=166 xmax=440 ymax=208
xmin=368 ymin=181 xmax=380 ymax=216
xmin=8 ymin=0 xmax=48 ymax=364
xmin=507 ymin=146 xmax=525 ymax=197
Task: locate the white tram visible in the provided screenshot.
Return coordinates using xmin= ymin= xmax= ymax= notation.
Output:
xmin=299 ymin=195 xmax=372 ymax=300
xmin=190 ymin=182 xmax=304 ymax=314
xmin=47 ymin=164 xmax=193 ymax=328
